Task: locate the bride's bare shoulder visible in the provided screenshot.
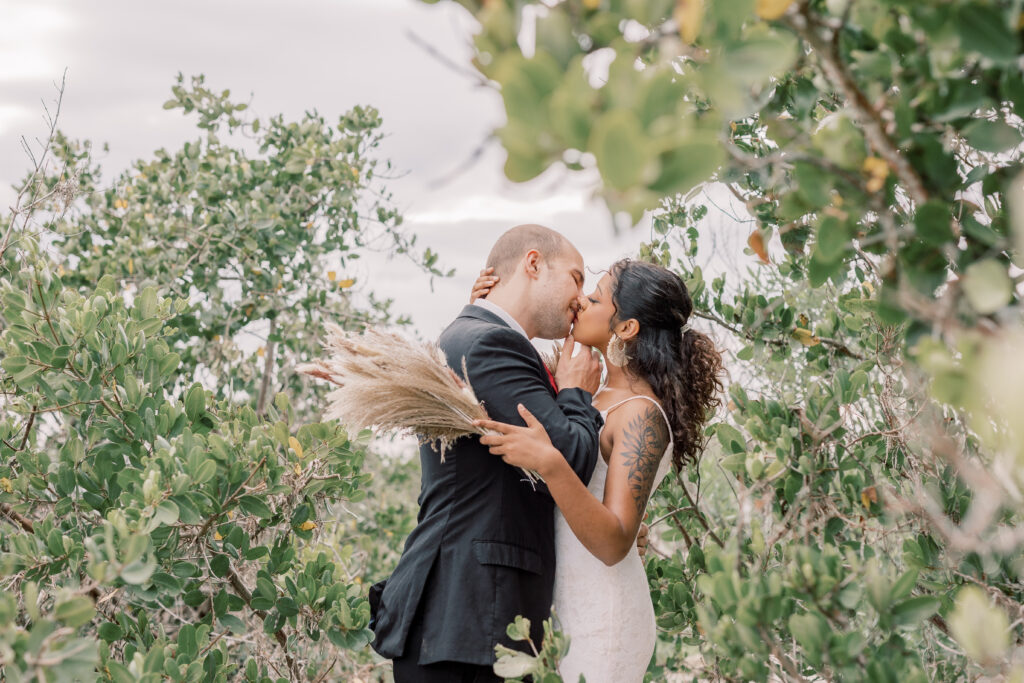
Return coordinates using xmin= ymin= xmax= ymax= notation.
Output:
xmin=603 ymin=395 xmax=667 ymax=441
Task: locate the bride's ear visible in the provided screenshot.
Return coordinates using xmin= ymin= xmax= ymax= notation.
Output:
xmin=616 ymin=318 xmax=640 ymax=341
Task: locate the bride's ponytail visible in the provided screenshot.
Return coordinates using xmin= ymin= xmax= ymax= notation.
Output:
xmin=609 ymin=260 xmax=725 ymax=471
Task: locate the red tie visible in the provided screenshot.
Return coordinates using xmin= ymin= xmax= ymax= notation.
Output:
xmin=544 ymin=365 xmax=558 ymax=393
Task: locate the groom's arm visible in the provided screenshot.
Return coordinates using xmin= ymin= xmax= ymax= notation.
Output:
xmin=463 ymin=329 xmax=602 ymax=485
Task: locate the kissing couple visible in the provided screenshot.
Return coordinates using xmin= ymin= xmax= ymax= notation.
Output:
xmin=369 ymin=224 xmax=723 ymax=682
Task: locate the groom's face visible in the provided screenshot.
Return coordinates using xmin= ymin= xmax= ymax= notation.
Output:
xmin=532 ymin=249 xmax=585 ymax=340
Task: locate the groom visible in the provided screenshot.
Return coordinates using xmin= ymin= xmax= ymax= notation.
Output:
xmin=369 ymin=224 xmax=604 ymax=682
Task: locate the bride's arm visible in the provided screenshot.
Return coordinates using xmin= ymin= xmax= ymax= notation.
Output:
xmin=476 ymin=402 xmax=669 ymax=566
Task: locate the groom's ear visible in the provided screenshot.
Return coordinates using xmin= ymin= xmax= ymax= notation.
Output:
xmin=522 ymin=249 xmax=542 ymax=279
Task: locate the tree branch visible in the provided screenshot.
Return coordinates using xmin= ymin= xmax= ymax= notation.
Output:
xmin=256 ymin=319 xmax=276 ymax=417
xmin=17 ymin=406 xmax=38 ymax=451
xmin=1 ymin=503 xmax=35 ymax=533
xmin=673 ymin=471 xmax=725 ymax=547
xmin=227 ymin=566 xmax=299 ymax=678
xmin=787 ymin=9 xmax=929 ymax=206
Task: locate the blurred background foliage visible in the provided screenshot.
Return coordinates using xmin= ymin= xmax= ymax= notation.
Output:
xmin=423 ymin=0 xmax=1024 ymax=680
xmin=3 ymin=0 xmax=1024 ymax=679
xmin=0 ymin=77 xmax=429 ymax=681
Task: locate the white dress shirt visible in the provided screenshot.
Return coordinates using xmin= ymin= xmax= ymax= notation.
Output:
xmin=472 ymin=298 xmax=529 ymax=340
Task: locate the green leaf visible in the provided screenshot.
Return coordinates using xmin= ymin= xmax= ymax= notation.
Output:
xmin=95 ymin=274 xmax=117 ymax=296
xmin=815 ymin=215 xmax=849 ymax=263
xmin=890 ymin=595 xmax=940 ymax=627
xmin=150 ymin=500 xmax=180 ymax=529
xmin=1001 ymin=70 xmax=1024 ymax=114
xmin=788 ymin=612 xmax=826 ymax=661
xmin=962 ymin=119 xmax=1023 ymax=154
xmin=493 ymin=52 xmax=562 ymax=128
xmin=866 ymin=560 xmax=890 ymax=612
xmin=136 ymin=286 xmax=158 ymax=319
xmin=808 ymin=248 xmax=844 ymax=287
xmin=891 ymin=568 xmax=919 ymax=601
xmin=256 ymin=576 xmax=277 ymax=600
xmin=238 ymin=495 xmax=274 ymax=519
xmin=120 ymin=557 xmax=156 ymax=585
xmin=284 ymin=155 xmax=308 ymax=174
xmin=716 ymin=424 xmax=746 ymax=454
xmin=794 ymin=161 xmax=831 ymax=207
xmin=493 ymin=649 xmax=537 ymax=679
xmin=704 ymin=29 xmax=798 ymax=117
xmin=505 ymin=615 xmax=532 ymax=642
xmin=650 ymin=138 xmax=724 ymax=197
xmin=210 ymin=554 xmax=230 ymax=578
xmin=503 ymin=150 xmax=549 ymax=183
xmin=55 ymin=596 xmax=96 ymax=628
xmin=534 ymin=8 xmax=576 ymax=67
xmin=550 ymin=84 xmax=592 ymax=151
xmin=957 ymin=3 xmax=1020 ymax=65
xmin=193 ymin=459 xmax=217 ymax=484
xmin=949 ymin=586 xmax=1011 ymax=663
xmin=637 ymin=68 xmax=686 ymax=128
xmin=813 ymin=113 xmax=866 ymax=169
xmin=276 ymin=596 xmax=300 ymax=617
xmin=719 ymin=452 xmax=746 ymax=473
xmin=722 ymin=31 xmax=798 ymax=82
xmin=159 ymin=352 xmax=181 ymax=377
xmin=98 ymin=622 xmax=124 ymax=642
xmin=11 ymin=362 xmax=43 ymax=388
xmin=219 ymin=613 xmax=247 ymax=633
xmin=178 ymin=624 xmax=198 ymax=658
xmin=915 ymin=201 xmax=954 ymax=246
xmin=184 ymin=383 xmax=206 ymax=421
xmin=150 ymin=572 xmax=183 ymax=593
xmin=1 ymin=354 xmax=28 ymax=375
xmin=589 ymin=109 xmax=652 ymax=191
xmin=962 ymin=259 xmax=1012 ymax=314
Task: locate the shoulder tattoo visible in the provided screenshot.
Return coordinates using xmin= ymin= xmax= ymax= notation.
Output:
xmin=617 ymin=404 xmax=671 ymax=516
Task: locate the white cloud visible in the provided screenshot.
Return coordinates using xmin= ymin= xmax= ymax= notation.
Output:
xmin=407 ymin=191 xmax=588 ymax=224
xmin=0 ymin=2 xmax=73 ymax=82
xmin=0 ymin=105 xmax=31 ymax=137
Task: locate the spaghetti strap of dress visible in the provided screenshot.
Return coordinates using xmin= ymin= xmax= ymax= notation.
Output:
xmin=602 ymin=395 xmax=672 ymax=439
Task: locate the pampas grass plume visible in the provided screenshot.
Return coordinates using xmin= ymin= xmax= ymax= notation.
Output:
xmin=298 ymin=324 xmax=541 ymax=484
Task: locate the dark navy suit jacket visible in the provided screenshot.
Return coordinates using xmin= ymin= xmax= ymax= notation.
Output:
xmin=369 ymin=305 xmax=602 ymax=665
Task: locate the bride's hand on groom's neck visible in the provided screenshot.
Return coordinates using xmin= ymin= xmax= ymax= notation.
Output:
xmin=554 ymin=335 xmax=601 ymax=396
xmin=469 ymin=267 xmax=498 ymax=303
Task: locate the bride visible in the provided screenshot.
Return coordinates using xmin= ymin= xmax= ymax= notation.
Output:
xmin=472 ymin=258 xmax=724 ymax=682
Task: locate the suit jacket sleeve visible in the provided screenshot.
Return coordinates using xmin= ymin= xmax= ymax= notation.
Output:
xmin=462 ymin=328 xmax=602 ymax=487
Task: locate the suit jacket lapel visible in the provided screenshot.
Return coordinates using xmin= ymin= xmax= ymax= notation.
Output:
xmin=456 ymin=305 xmax=556 ymax=393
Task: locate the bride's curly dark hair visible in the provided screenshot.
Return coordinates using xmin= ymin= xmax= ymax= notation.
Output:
xmin=609 ymin=259 xmax=725 ymax=471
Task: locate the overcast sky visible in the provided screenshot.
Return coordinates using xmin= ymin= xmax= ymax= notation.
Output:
xmin=1 ymin=0 xmax=752 ymax=339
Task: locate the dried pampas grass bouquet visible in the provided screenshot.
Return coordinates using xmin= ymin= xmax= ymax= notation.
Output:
xmin=298 ymin=323 xmax=540 ymax=483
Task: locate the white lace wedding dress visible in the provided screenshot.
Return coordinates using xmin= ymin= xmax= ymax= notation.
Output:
xmin=552 ymin=395 xmax=673 ymax=683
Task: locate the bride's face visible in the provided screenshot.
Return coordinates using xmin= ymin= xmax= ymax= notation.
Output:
xmin=571 ymin=273 xmax=618 ymax=351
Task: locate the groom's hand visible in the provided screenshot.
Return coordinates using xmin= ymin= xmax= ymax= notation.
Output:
xmin=636 ymin=522 xmax=649 ymax=559
xmin=554 ymin=334 xmax=601 ymax=396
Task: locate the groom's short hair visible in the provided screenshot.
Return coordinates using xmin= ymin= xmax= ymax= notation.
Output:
xmin=486 ymin=224 xmax=571 ymax=279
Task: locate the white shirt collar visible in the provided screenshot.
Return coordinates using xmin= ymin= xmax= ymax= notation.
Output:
xmin=472 ymin=298 xmax=529 ymax=340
